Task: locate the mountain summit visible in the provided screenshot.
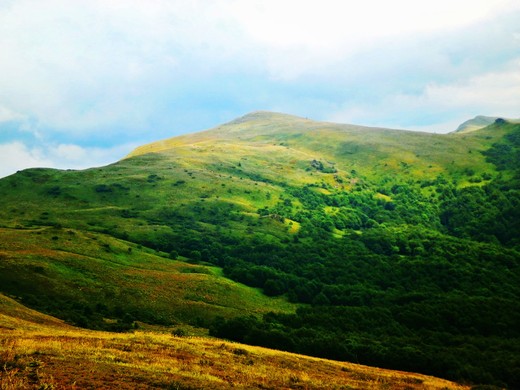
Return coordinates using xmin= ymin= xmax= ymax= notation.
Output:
xmin=454 ymin=114 xmax=520 ymax=133
xmin=126 ymin=111 xmax=508 ymax=187
xmin=128 ymin=111 xmax=412 ymax=158
xmin=454 ymin=115 xmax=501 ymax=133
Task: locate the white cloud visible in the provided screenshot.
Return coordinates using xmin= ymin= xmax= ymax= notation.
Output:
xmin=0 ymin=0 xmax=257 ymax=133
xmin=0 ymin=105 xmax=23 ymax=122
xmin=328 ymin=59 xmax=520 ymax=132
xmin=47 ymin=142 xmax=138 ymax=169
xmin=420 ymin=61 xmax=520 ymax=115
xmin=226 ymin=0 xmax=520 ymax=79
xmin=0 ymin=142 xmax=53 ymax=178
xmin=0 ymin=0 xmax=518 ymax=140
xmin=0 ymin=140 xmax=138 ymax=178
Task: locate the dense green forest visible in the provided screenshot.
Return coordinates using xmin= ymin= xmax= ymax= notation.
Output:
xmin=0 ymin=113 xmax=519 ymax=388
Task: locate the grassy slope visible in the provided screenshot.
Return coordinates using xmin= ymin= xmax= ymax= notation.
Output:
xmin=0 ymin=116 xmax=306 ymax=330
xmin=0 ymin=112 xmax=506 ymax=236
xmin=129 ymin=111 xmax=500 ymax=181
xmin=0 ymin=227 xmax=290 ymax=323
xmin=0 ymin=293 xmax=469 ymax=390
xmin=0 ymin=226 xmax=293 ymax=328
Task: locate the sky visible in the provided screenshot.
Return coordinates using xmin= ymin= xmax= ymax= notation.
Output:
xmin=1 ymin=0 xmax=519 ymax=178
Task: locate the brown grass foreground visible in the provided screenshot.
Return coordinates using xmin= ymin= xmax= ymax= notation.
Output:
xmin=0 ymin=295 xmax=469 ymax=390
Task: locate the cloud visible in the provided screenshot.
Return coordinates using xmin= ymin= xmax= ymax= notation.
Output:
xmin=0 ymin=140 xmax=138 ymax=178
xmin=0 ymin=106 xmax=23 ymax=122
xmin=0 ymin=142 xmax=53 ymax=178
xmin=0 ymin=0 xmax=259 ymax=134
xmin=420 ymin=62 xmax=520 ymax=115
xmin=226 ymin=0 xmax=520 ymax=79
xmin=47 ymin=142 xmax=139 ymax=169
xmin=328 ymin=59 xmax=520 ymax=132
xmin=0 ymin=0 xmax=518 ymax=158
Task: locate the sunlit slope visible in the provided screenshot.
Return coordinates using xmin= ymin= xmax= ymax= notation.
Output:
xmin=0 ymin=112 xmax=514 ymax=326
xmin=128 ymin=111 xmax=503 ymax=183
xmin=0 ymin=296 xmax=469 ymax=390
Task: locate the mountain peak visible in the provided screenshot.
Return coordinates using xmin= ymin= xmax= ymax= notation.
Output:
xmin=454 ymin=115 xmax=520 ymax=133
xmin=225 ymin=111 xmax=306 ymax=125
xmin=454 ymin=115 xmax=499 ymax=133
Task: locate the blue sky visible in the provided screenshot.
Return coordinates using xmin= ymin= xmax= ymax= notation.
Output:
xmin=1 ymin=0 xmax=519 ymax=178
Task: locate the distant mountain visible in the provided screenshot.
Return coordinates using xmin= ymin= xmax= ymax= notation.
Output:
xmin=454 ymin=115 xmax=498 ymax=132
xmin=0 ymin=112 xmax=519 ymax=388
xmin=454 ymin=115 xmax=518 ymax=133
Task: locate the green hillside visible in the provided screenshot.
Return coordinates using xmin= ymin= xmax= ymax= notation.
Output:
xmin=0 ymin=112 xmax=519 ymax=388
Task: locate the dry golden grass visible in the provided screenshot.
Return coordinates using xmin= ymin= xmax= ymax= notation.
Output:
xmin=0 ymin=294 xmax=469 ymax=390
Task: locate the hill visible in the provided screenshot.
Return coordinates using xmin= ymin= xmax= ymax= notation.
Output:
xmin=0 ymin=292 xmax=71 ymax=331
xmin=0 ymin=293 xmax=469 ymax=389
xmin=0 ymin=112 xmax=519 ymax=387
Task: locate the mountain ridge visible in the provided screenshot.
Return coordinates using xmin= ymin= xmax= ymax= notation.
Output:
xmin=127 ymin=111 xmax=444 ymax=159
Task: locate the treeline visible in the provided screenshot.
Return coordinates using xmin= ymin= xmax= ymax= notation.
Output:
xmin=210 ymin=302 xmax=520 ymax=387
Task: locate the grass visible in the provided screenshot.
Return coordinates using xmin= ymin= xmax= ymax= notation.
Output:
xmin=0 ymin=226 xmax=294 ymax=328
xmin=0 ymin=293 xmax=469 ymax=389
xmin=128 ymin=111 xmax=503 ymax=185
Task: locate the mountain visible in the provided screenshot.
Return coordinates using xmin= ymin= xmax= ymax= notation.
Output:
xmin=454 ymin=115 xmax=500 ymax=133
xmin=0 ymin=112 xmax=519 ymax=388
xmin=455 ymin=114 xmax=520 ymax=133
